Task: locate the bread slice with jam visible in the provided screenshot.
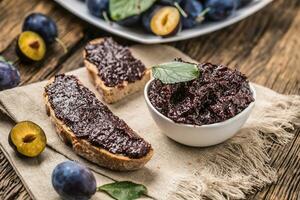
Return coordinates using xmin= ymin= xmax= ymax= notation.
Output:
xmin=83 ymin=37 xmax=150 ymax=104
xmin=44 ymin=74 xmax=153 ymax=171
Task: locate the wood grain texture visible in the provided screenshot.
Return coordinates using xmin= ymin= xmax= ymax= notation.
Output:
xmin=0 ymin=0 xmax=299 ymax=199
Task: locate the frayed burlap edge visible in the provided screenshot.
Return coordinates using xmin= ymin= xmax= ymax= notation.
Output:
xmin=169 ymin=94 xmax=300 ymax=200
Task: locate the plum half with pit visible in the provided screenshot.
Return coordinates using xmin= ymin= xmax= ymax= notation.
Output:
xmin=8 ymin=121 xmax=47 ymax=157
xmin=0 ymin=60 xmax=20 ymax=91
xmin=17 ymin=31 xmax=46 ymax=62
xmin=150 ymin=6 xmax=181 ymax=37
xmin=205 ymin=0 xmax=237 ymax=21
xmin=52 ymin=161 xmax=97 ymax=200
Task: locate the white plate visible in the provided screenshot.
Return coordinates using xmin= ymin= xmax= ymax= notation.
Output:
xmin=54 ymin=0 xmax=272 ymax=44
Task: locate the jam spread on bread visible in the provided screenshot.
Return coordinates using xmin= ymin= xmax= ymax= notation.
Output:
xmin=148 ymin=62 xmax=254 ymax=126
xmin=45 ymin=74 xmax=151 ymax=158
xmin=84 ymin=38 xmax=146 ymax=87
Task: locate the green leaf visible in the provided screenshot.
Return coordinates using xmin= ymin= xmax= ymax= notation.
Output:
xmin=109 ymin=0 xmax=156 ymax=21
xmin=98 ymin=181 xmax=147 ymax=200
xmin=152 ymin=61 xmax=200 ymax=84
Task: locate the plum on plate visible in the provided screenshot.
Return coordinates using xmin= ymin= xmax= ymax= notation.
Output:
xmin=158 ymin=0 xmax=188 ymax=17
xmin=86 ymin=0 xmax=109 ymax=18
xmin=52 ymin=161 xmax=97 ymax=200
xmin=8 ymin=121 xmax=46 ymax=157
xmin=205 ymin=0 xmax=237 ymax=21
xmin=158 ymin=0 xmax=183 ymax=6
xmin=181 ymin=0 xmax=204 ymax=29
xmin=17 ymin=31 xmax=46 ymax=62
xmin=117 ymin=15 xmax=141 ymax=27
xmin=237 ymin=0 xmax=252 ymax=8
xmin=149 ymin=6 xmax=181 ymax=37
xmin=23 ymin=13 xmax=58 ymax=44
xmin=0 ymin=60 xmax=20 ymax=91
xmin=142 ymin=5 xmax=160 ymax=32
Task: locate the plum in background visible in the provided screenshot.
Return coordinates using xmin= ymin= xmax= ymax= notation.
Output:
xmin=237 ymin=0 xmax=252 ymax=8
xmin=151 ymin=6 xmax=182 ymax=37
xmin=117 ymin=15 xmax=141 ymax=27
xmin=205 ymin=0 xmax=237 ymax=21
xmin=158 ymin=0 xmax=183 ymax=6
xmin=23 ymin=13 xmax=58 ymax=44
xmin=52 ymin=161 xmax=96 ymax=200
xmin=86 ymin=0 xmax=109 ymax=18
xmin=181 ymin=0 xmax=204 ymax=29
xmin=142 ymin=5 xmax=161 ymax=33
xmin=0 ymin=60 xmax=20 ymax=91
xmin=143 ymin=6 xmax=181 ymax=37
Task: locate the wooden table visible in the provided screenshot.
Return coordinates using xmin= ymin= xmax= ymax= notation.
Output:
xmin=0 ymin=0 xmax=299 ymax=199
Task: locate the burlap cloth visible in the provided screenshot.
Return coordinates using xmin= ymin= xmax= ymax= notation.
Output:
xmin=0 ymin=44 xmax=299 ymax=200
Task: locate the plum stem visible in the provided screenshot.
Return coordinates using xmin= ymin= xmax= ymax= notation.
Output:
xmin=0 ymin=55 xmax=18 ymax=65
xmin=174 ymin=2 xmax=188 ymax=18
xmin=196 ymin=8 xmax=210 ymax=23
xmin=55 ymin=38 xmax=68 ymax=54
xmin=12 ymin=58 xmax=20 ymax=65
xmin=102 ymin=11 xmax=112 ymax=26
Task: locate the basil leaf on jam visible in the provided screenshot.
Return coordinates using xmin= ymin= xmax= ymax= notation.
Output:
xmin=152 ymin=61 xmax=200 ymax=84
xmin=109 ymin=0 xmax=156 ymax=21
xmin=98 ymin=181 xmax=147 ymax=200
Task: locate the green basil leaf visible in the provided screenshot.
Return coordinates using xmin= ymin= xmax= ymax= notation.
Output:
xmin=109 ymin=0 xmax=156 ymax=21
xmin=98 ymin=181 xmax=147 ymax=200
xmin=152 ymin=61 xmax=200 ymax=84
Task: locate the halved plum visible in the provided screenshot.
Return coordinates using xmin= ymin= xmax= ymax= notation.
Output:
xmin=150 ymin=6 xmax=181 ymax=37
xmin=17 ymin=31 xmax=46 ymax=62
xmin=9 ymin=121 xmax=47 ymax=157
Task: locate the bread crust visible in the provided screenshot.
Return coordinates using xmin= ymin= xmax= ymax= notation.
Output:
xmin=44 ymin=78 xmax=153 ymax=171
xmin=83 ymin=38 xmax=151 ymax=104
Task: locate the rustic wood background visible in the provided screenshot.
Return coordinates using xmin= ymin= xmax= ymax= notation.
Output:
xmin=0 ymin=0 xmax=299 ymax=199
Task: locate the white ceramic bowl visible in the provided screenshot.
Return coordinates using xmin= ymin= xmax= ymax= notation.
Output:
xmin=54 ymin=0 xmax=272 ymax=44
xmin=144 ymin=81 xmax=256 ymax=147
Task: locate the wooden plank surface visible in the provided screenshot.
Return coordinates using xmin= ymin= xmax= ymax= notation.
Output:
xmin=0 ymin=0 xmax=299 ymax=199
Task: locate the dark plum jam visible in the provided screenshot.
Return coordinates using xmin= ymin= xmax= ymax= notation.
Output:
xmin=45 ymin=74 xmax=151 ymax=158
xmin=85 ymin=37 xmax=146 ymax=87
xmin=148 ymin=62 xmax=254 ymax=126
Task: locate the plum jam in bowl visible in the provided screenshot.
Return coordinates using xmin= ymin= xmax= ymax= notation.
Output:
xmin=144 ymin=62 xmax=256 ymax=147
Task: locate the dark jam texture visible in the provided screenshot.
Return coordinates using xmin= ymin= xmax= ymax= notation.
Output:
xmin=45 ymin=74 xmax=151 ymax=158
xmin=148 ymin=62 xmax=254 ymax=126
xmin=85 ymin=37 xmax=146 ymax=87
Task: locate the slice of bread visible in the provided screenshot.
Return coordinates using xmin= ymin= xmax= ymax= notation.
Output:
xmin=83 ymin=38 xmax=151 ymax=104
xmin=44 ymin=76 xmax=153 ymax=171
